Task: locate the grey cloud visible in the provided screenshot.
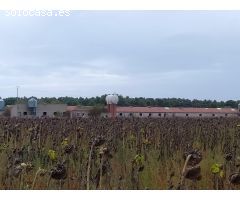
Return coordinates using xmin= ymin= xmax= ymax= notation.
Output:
xmin=0 ymin=11 xmax=240 ymax=100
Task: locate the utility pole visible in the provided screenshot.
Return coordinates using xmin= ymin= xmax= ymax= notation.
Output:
xmin=17 ymin=86 xmax=19 ymax=101
xmin=17 ymin=86 xmax=19 ymax=117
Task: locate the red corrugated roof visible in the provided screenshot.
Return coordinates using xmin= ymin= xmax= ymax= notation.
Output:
xmin=66 ymin=106 xmax=78 ymax=112
xmin=116 ymin=106 xmax=238 ymax=114
xmin=67 ymin=106 xmax=93 ymax=112
xmin=67 ymin=106 xmax=238 ymax=114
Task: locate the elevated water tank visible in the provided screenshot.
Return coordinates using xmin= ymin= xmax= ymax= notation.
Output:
xmin=105 ymin=94 xmax=118 ymax=118
xmin=105 ymin=94 xmax=119 ymax=105
xmin=0 ymin=97 xmax=5 ymax=111
xmin=28 ymin=97 xmax=38 ymax=108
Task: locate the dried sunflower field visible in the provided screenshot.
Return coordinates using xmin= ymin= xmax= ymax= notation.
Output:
xmin=0 ymin=117 xmax=240 ymax=190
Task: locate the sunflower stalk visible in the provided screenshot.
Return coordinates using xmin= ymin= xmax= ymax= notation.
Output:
xmin=180 ymin=154 xmax=192 ymax=187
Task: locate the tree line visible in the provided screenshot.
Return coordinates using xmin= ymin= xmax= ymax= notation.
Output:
xmin=2 ymin=95 xmax=240 ymax=108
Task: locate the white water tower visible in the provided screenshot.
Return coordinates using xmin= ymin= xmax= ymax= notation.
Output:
xmin=106 ymin=94 xmax=119 ymax=118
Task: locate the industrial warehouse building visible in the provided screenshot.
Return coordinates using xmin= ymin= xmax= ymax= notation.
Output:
xmin=1 ymin=105 xmax=239 ymax=118
xmin=0 ymin=95 xmax=240 ymax=118
xmin=0 ymin=97 xmax=67 ymax=118
xmin=1 ymin=105 xmax=238 ymax=118
xmin=67 ymin=105 xmax=240 ymax=118
xmin=115 ymin=106 xmax=240 ymax=118
xmin=10 ymin=103 xmax=67 ymax=118
xmin=67 ymin=94 xmax=240 ymax=118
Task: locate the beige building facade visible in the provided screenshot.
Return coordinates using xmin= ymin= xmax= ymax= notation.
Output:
xmin=10 ymin=104 xmax=67 ymax=118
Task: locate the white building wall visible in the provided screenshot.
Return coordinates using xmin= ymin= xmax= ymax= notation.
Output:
xmin=71 ymin=111 xmax=89 ymax=118
xmin=70 ymin=111 xmax=110 ymax=118
xmin=116 ymin=112 xmax=239 ymax=118
xmin=227 ymin=113 xmax=239 ymax=117
xmin=101 ymin=113 xmax=109 ymax=118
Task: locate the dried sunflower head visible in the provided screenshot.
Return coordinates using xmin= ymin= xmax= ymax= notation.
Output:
xmin=13 ymin=165 xmax=23 ymax=177
xmin=225 ymin=153 xmax=233 ymax=161
xmin=99 ymin=147 xmax=113 ymax=158
xmin=14 ymin=158 xmax=22 ymax=165
xmin=39 ymin=168 xmax=47 ymax=177
xmin=64 ymin=144 xmax=74 ymax=154
xmin=184 ymin=165 xmax=202 ymax=181
xmin=183 ymin=149 xmax=202 ymax=166
xmin=94 ymin=137 xmax=106 ymax=147
xmin=229 ymin=173 xmax=240 ymax=185
xmin=50 ymin=164 xmax=67 ymax=180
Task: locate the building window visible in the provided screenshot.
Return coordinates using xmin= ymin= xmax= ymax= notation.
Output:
xmin=225 ymin=114 xmax=228 ymax=117
xmin=43 ymin=112 xmax=47 ymax=116
xmin=139 ymin=113 xmax=142 ymax=117
xmin=199 ymin=114 xmax=202 ymax=117
xmin=119 ymin=113 xmax=122 ymax=116
xmin=129 ymin=113 xmax=133 ymax=117
xmin=23 ymin=112 xmax=27 ymax=116
xmin=164 ymin=113 xmax=167 ymax=117
xmin=148 ymin=113 xmax=152 ymax=117
xmin=158 ymin=113 xmax=161 ymax=117
xmin=212 ymin=114 xmax=215 ymax=117
xmin=186 ymin=114 xmax=189 ymax=117
xmin=53 ymin=112 xmax=57 ymax=116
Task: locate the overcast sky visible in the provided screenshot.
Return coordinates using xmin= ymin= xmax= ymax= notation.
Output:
xmin=0 ymin=11 xmax=240 ymax=100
